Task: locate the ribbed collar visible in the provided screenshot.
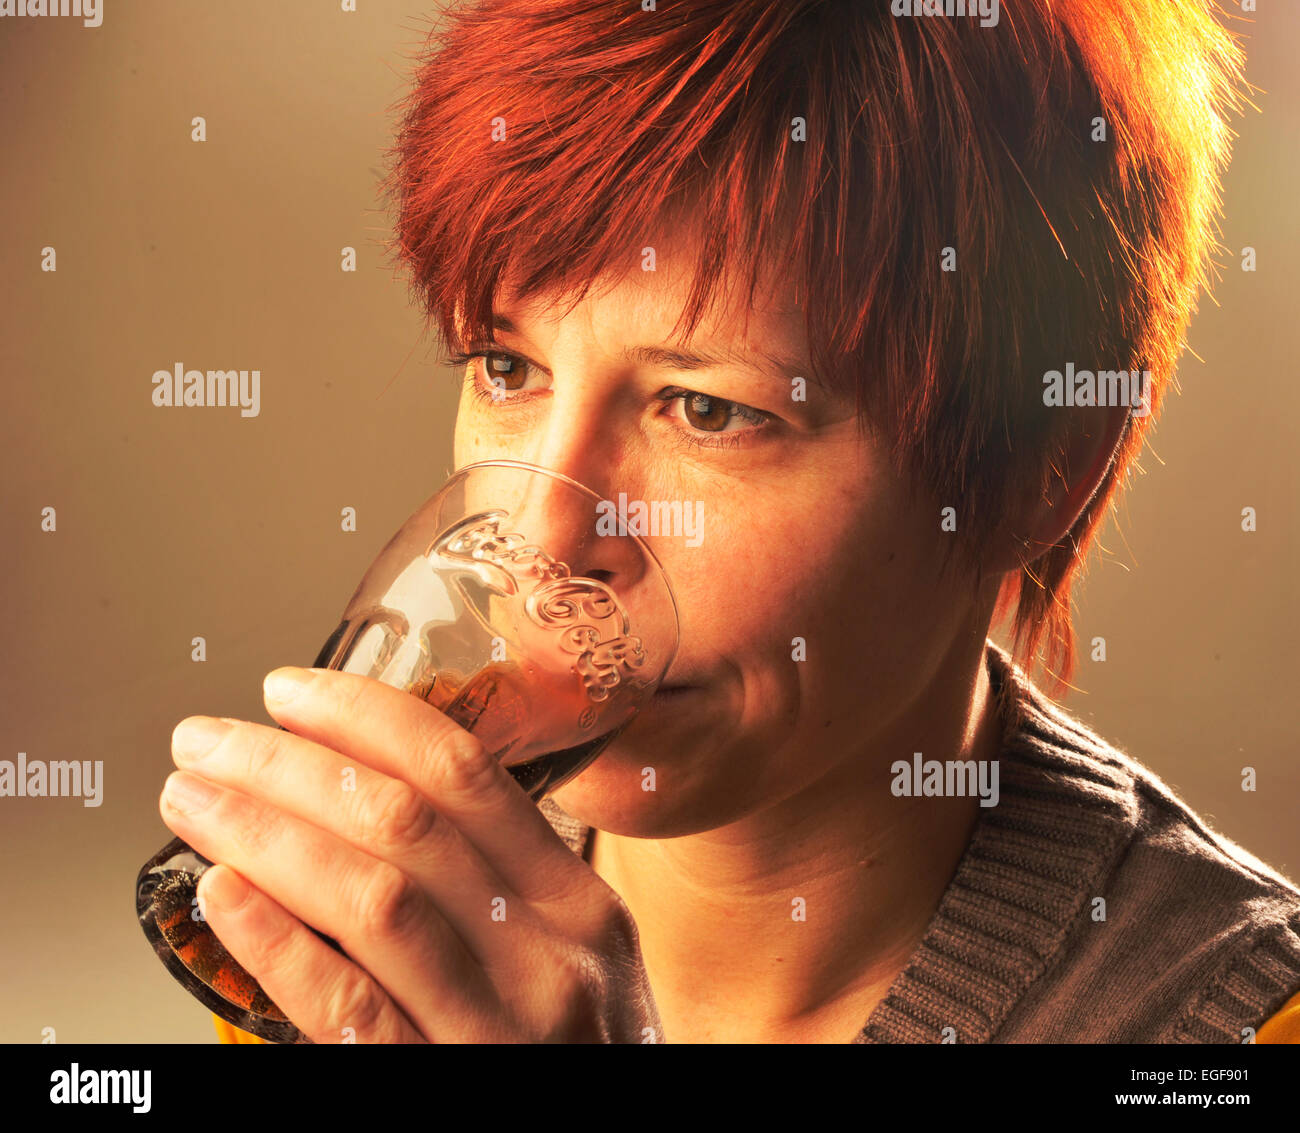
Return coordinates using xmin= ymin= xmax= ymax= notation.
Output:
xmin=855 ymin=642 xmax=1137 ymax=1042
xmin=538 ymin=641 xmax=1141 ymax=1043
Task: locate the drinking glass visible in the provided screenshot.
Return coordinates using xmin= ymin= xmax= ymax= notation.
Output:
xmin=135 ymin=460 xmax=679 ymax=1043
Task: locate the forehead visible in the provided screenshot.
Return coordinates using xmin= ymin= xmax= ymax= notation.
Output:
xmin=491 ymin=230 xmax=808 ymax=366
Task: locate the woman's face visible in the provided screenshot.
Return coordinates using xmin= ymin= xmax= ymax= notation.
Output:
xmin=451 ymin=246 xmax=998 ymax=838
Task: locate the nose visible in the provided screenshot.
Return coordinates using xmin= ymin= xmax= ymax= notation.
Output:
xmin=506 ymin=467 xmax=647 ymax=593
xmin=507 ymin=376 xmax=628 ymax=569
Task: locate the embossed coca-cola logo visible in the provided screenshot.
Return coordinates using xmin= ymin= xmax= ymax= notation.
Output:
xmin=433 ymin=513 xmax=649 ymax=707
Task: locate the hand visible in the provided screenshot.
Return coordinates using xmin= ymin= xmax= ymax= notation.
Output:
xmin=159 ymin=666 xmax=663 ymax=1043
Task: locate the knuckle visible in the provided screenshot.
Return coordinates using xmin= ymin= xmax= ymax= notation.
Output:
xmin=240 ymin=725 xmax=286 ymax=787
xmin=355 ymin=863 xmax=426 ymax=941
xmin=331 ymin=673 xmax=369 ymax=721
xmin=241 ymin=902 xmax=299 ymax=977
xmin=572 ymin=887 xmax=642 ymax=955
xmin=338 ymin=670 xmax=374 ymax=712
xmin=365 ymin=779 xmax=436 ymax=851
xmin=232 ymin=797 xmax=281 ymax=857
xmin=327 ymin=969 xmax=390 ymax=1038
xmin=208 ymin=788 xmax=278 ymax=857
xmin=427 ymin=729 xmax=494 ymax=799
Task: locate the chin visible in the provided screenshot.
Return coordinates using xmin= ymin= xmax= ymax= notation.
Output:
xmin=547 ymin=729 xmax=758 ymax=839
xmin=548 ymin=741 xmax=671 ymax=832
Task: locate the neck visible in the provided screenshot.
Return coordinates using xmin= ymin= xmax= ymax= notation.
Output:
xmin=586 ymin=635 xmax=1005 ymax=1043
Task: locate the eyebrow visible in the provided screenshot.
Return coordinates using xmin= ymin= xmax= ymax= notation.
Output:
xmin=485 ymin=314 xmax=805 ymax=385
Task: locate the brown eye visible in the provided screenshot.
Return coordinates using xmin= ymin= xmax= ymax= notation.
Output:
xmin=682 ymin=393 xmax=732 ymax=432
xmin=482 ymin=351 xmax=529 ymax=392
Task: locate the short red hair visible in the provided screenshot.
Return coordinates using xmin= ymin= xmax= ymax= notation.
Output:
xmin=385 ymin=0 xmax=1247 ymax=693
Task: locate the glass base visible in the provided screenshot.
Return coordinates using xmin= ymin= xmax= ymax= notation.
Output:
xmin=136 ymin=836 xmax=319 ymax=1044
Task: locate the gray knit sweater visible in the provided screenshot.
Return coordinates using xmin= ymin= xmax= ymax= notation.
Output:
xmin=537 ymin=642 xmax=1300 ymax=1043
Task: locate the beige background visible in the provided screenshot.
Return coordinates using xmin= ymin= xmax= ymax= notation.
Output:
xmin=0 ymin=1 xmax=1295 ymax=1042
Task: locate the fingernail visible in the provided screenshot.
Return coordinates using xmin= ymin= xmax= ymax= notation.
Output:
xmin=202 ymin=866 xmax=251 ymax=912
xmin=164 ymin=771 xmax=219 ymax=814
xmin=264 ymin=666 xmax=315 ymax=705
xmin=172 ymin=716 xmax=233 ymax=763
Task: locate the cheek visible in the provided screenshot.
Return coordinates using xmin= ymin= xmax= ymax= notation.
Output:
xmin=454 ymin=398 xmax=546 ymax=470
xmin=453 ymin=403 xmax=511 ymax=468
xmin=677 ymin=485 xmax=915 ymax=638
xmin=794 ymin=493 xmax=969 ymax=736
xmin=682 ymin=484 xmax=955 ymax=720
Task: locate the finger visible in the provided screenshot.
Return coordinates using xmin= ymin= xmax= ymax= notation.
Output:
xmin=160 ymin=770 xmax=510 ymax=1042
xmin=171 ymin=714 xmax=513 ymax=953
xmin=261 ymin=667 xmax=596 ymax=907
xmin=195 ymin=864 xmax=424 ymax=1044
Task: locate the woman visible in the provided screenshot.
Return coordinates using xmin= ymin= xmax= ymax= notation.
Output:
xmin=171 ymin=0 xmax=1300 ymax=1043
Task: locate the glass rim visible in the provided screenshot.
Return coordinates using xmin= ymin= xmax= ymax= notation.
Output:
xmin=443 ymin=458 xmax=681 ymax=629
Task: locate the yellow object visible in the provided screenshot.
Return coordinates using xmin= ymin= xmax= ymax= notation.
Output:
xmin=214 ymin=987 xmax=1300 ymax=1044
xmin=1256 ymin=988 xmax=1300 ymax=1044
xmin=213 ymin=1015 xmax=267 ymax=1044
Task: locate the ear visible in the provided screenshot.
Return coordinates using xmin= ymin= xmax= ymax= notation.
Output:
xmin=985 ymin=403 xmax=1131 ymax=577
